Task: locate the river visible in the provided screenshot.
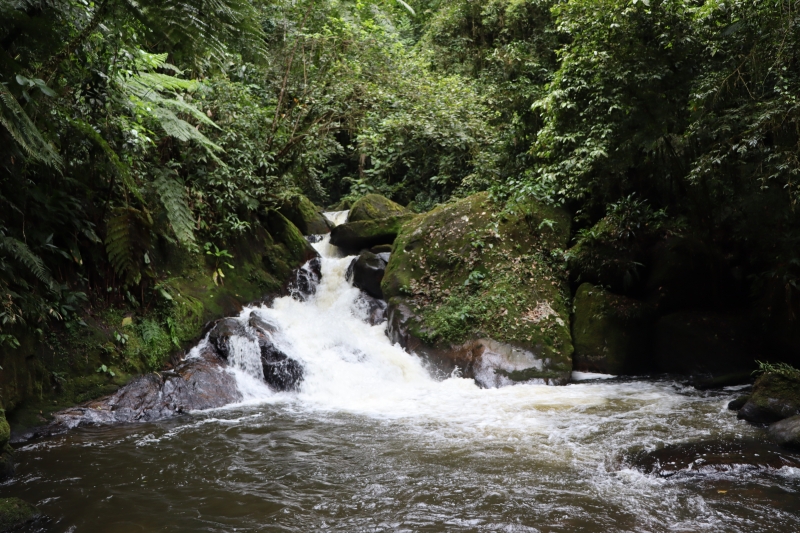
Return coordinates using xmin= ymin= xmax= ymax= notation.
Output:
xmin=4 ymin=217 xmax=800 ymax=532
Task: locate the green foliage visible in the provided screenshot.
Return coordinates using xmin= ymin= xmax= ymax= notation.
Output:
xmin=754 ymin=361 xmax=800 ymax=381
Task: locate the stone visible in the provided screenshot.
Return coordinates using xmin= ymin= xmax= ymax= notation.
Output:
xmin=346 ymin=251 xmax=388 ymax=299
xmin=248 ymin=312 xmax=304 ymax=391
xmin=329 ymin=214 xmax=415 ymax=251
xmin=728 ymin=395 xmax=750 ymax=411
xmin=383 ymin=192 xmax=574 ymax=386
xmin=347 ymin=194 xmax=408 ymax=223
xmin=737 ymin=373 xmax=800 ymax=424
xmin=653 ymin=311 xmax=754 ymax=380
xmin=208 ymin=318 xmax=247 ymax=360
xmin=370 ymin=244 xmax=393 ymax=254
xmin=571 ymin=283 xmax=653 ymax=374
xmin=278 ymin=194 xmax=331 ymax=235
xmin=355 ymin=293 xmax=387 ymax=325
xmin=0 ymin=498 xmax=40 ymax=531
xmin=768 ymin=415 xmax=800 ymax=449
xmin=287 ymin=256 xmax=321 ymax=301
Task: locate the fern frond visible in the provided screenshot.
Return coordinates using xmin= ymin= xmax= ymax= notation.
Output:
xmin=105 ymin=207 xmax=151 ymax=286
xmin=153 ymin=171 xmax=196 ymax=246
xmin=0 ymin=235 xmax=57 ymax=291
xmin=0 ymin=83 xmax=62 ymax=168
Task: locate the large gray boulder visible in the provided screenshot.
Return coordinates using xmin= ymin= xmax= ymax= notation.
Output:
xmin=768 ymin=415 xmax=800 ymax=449
xmin=346 ymin=251 xmax=389 ymax=299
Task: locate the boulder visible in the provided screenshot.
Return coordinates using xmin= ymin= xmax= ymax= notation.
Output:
xmin=768 ymin=415 xmax=800 ymax=449
xmin=208 ymin=318 xmax=247 ymax=360
xmin=346 ymin=251 xmax=388 ymax=299
xmin=265 ymin=209 xmax=319 ymax=266
xmin=571 ymin=283 xmax=653 ymax=374
xmin=278 ymin=194 xmax=332 ymax=235
xmin=383 ymin=192 xmax=574 ymax=386
xmin=0 ymin=412 xmax=12 ymax=481
xmin=0 ymin=498 xmax=40 ymax=531
xmin=653 ymin=311 xmax=755 ymax=382
xmin=248 ymin=312 xmax=304 ymax=391
xmin=370 ymin=244 xmax=393 ymax=254
xmin=737 ymin=372 xmax=800 ymax=424
xmin=287 ymin=256 xmax=321 ymax=301
xmin=348 ymin=194 xmax=408 ymax=223
xmin=329 ymin=214 xmax=415 ymax=251
xmin=355 ymin=293 xmax=388 ymax=325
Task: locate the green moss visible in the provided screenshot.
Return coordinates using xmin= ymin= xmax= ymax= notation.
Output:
xmin=330 ymin=214 xmax=416 ymax=250
xmin=348 ymin=194 xmax=408 ymax=223
xmin=383 ymin=192 xmax=573 ymax=368
xmin=0 ymin=498 xmax=40 ymax=531
xmin=278 ymin=194 xmax=330 ymax=235
xmin=0 ymin=411 xmax=9 ymax=449
xmin=749 ymin=373 xmax=800 ymax=412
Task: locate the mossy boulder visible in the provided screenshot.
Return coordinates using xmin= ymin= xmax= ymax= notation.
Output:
xmin=0 ymin=498 xmax=40 ymax=531
xmin=738 ymin=373 xmax=800 ymax=424
xmin=653 ymin=311 xmax=755 ymax=384
xmin=329 ymin=214 xmax=415 ymax=251
xmin=348 ymin=194 xmax=408 ymax=223
xmin=571 ymin=283 xmax=653 ymax=375
xmin=278 ymin=194 xmax=331 ymax=235
xmin=0 ymin=411 xmax=11 ymax=480
xmin=382 ymin=192 xmax=574 ymax=386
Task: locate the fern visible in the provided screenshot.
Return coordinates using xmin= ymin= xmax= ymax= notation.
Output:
xmin=105 ymin=207 xmax=152 ymax=286
xmin=0 ymin=83 xmax=62 ymax=168
xmin=153 ymin=170 xmax=196 ymax=247
xmin=0 ymin=234 xmax=57 ymax=292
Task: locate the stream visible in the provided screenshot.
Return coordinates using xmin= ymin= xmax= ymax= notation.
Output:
xmin=4 ymin=216 xmax=800 ymax=532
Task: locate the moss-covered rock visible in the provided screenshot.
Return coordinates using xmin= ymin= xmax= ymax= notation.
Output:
xmin=738 ymin=372 xmax=800 ymax=424
xmin=571 ymin=283 xmax=653 ymax=375
xmin=278 ymin=194 xmax=331 ymax=235
xmin=0 ymin=498 xmax=40 ymax=531
xmin=383 ymin=192 xmax=574 ymax=386
xmin=653 ymin=311 xmax=755 ymax=382
xmin=329 ymin=214 xmax=415 ymax=251
xmin=348 ymin=194 xmax=408 ymax=223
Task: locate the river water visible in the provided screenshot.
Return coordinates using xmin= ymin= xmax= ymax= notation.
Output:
xmin=4 ymin=220 xmax=800 ymax=532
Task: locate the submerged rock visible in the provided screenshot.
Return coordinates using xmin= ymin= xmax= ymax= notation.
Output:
xmin=737 ymin=372 xmax=800 ymax=424
xmin=630 ymin=440 xmax=800 ymax=477
xmin=0 ymin=498 xmax=40 ymax=531
xmin=768 ymin=415 xmax=800 ymax=449
xmin=356 ymin=293 xmax=387 ymax=325
xmin=329 ymin=214 xmax=415 ymax=251
xmin=287 ymin=256 xmax=322 ymax=301
xmin=571 ymin=283 xmax=653 ymax=374
xmin=346 ymin=251 xmax=388 ymax=299
xmin=347 ymin=194 xmax=408 ymax=223
xmin=383 ymin=192 xmax=574 ymax=386
xmin=248 ymin=312 xmax=303 ymax=391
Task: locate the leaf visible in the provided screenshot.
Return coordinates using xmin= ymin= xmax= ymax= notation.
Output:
xmin=105 ymin=207 xmax=151 ymax=286
xmin=0 ymin=83 xmax=62 ymax=168
xmin=153 ymin=171 xmax=197 ymax=246
xmin=395 ymin=0 xmax=415 ymax=15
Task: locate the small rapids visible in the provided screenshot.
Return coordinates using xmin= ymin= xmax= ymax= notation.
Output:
xmin=5 ymin=216 xmax=800 ymax=532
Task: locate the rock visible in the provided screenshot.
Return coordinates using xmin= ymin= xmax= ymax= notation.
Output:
xmin=0 ymin=498 xmax=41 ymax=531
xmin=287 ymin=256 xmax=321 ymax=301
xmin=653 ymin=311 xmax=754 ymax=379
xmin=571 ymin=283 xmax=653 ymax=374
xmin=737 ymin=372 xmax=800 ymax=424
xmin=370 ymin=244 xmax=393 ymax=254
xmin=278 ymin=194 xmax=332 ymax=235
xmin=49 ymin=346 xmax=241 ymax=429
xmin=265 ymin=209 xmax=320 ymax=266
xmin=768 ymin=415 xmax=800 ymax=449
xmin=728 ymin=395 xmax=750 ymax=411
xmin=208 ymin=318 xmax=247 ymax=360
xmin=329 ymin=214 xmax=415 ymax=251
xmin=347 ymin=194 xmax=408 ymax=223
xmin=346 ymin=251 xmax=388 ymax=299
xmin=355 ymin=293 xmax=387 ymax=325
xmin=383 ymin=192 xmax=574 ymax=386
xmin=248 ymin=312 xmax=304 ymax=391
xmin=629 ymin=440 xmax=800 ymax=478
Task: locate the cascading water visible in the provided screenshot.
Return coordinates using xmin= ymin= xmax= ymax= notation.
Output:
xmin=7 ymin=212 xmax=800 ymax=532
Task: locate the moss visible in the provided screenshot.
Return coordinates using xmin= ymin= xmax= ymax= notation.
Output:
xmin=0 ymin=498 xmax=40 ymax=531
xmin=0 ymin=411 xmax=8 ymax=449
xmin=571 ymin=283 xmax=653 ymax=374
xmin=329 ymin=214 xmax=416 ymax=250
xmin=383 ymin=192 xmax=573 ymax=371
xmin=278 ymin=194 xmax=330 ymax=235
xmin=348 ymin=194 xmax=408 ymax=223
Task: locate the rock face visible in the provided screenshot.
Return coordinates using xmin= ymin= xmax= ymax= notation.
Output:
xmin=737 ymin=373 xmax=800 ymax=424
xmin=330 ymin=214 xmax=415 ymax=251
xmin=0 ymin=498 xmax=41 ymax=531
xmin=768 ymin=415 xmax=800 ymax=449
xmin=278 ymin=194 xmax=331 ymax=235
xmin=346 ymin=251 xmax=389 ymax=299
xmin=382 ymin=192 xmax=574 ymax=386
xmin=248 ymin=313 xmax=304 ymax=391
xmin=571 ymin=283 xmax=652 ymax=374
xmin=348 ymin=194 xmax=408 ymax=223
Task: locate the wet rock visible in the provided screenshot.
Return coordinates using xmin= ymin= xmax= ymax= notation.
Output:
xmin=737 ymin=373 xmax=800 ymax=424
xmin=630 ymin=440 xmax=800 ymax=477
xmin=728 ymin=395 xmax=750 ymax=411
xmin=768 ymin=415 xmax=800 ymax=449
xmin=329 ymin=214 xmax=415 ymax=251
xmin=571 ymin=283 xmax=653 ymax=375
xmin=248 ymin=312 xmax=304 ymax=391
xmin=346 ymin=251 xmax=388 ymax=299
xmin=383 ymin=192 xmax=574 ymax=387
xmin=0 ymin=498 xmax=41 ymax=531
xmin=356 ymin=293 xmax=387 ymax=325
xmin=370 ymin=244 xmax=393 ymax=254
xmin=653 ymin=311 xmax=754 ymax=380
xmin=287 ymin=257 xmax=321 ymax=301
xmin=208 ymin=318 xmax=247 ymax=360
xmin=278 ymin=194 xmax=332 ymax=235
xmin=347 ymin=194 xmax=408 ymax=223
xmin=49 ymin=347 xmax=241 ymax=429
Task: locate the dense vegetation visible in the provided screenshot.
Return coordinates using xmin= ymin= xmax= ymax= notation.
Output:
xmin=1 ymin=0 xmax=798 ymax=356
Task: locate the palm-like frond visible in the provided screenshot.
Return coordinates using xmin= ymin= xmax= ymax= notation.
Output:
xmin=153 ymin=171 xmax=197 ymax=247
xmin=105 ymin=207 xmax=152 ymax=286
xmin=0 ymin=83 xmax=62 ymax=168
xmin=0 ymin=234 xmax=57 ymax=291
